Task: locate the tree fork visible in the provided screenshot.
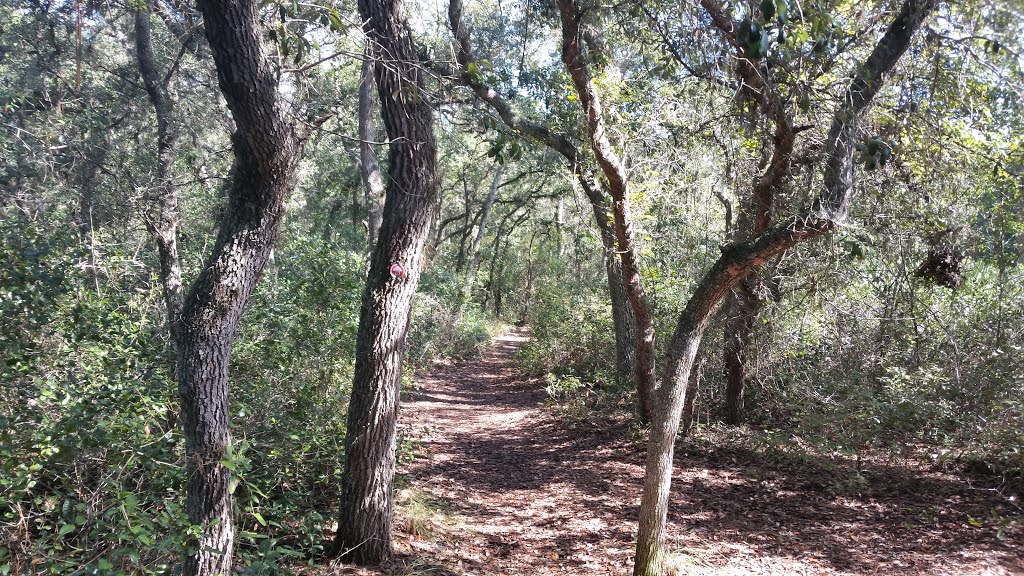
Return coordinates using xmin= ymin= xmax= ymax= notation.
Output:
xmin=632 ymin=0 xmax=939 ymax=572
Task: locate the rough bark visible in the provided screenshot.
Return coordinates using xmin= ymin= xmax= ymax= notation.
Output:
xmin=722 ymin=290 xmax=757 ymax=424
xmin=608 ymin=255 xmax=640 ymax=391
xmin=633 ymin=2 xmax=937 ymax=573
xmin=556 ymin=0 xmax=656 ymax=424
xmin=134 ymin=1 xmax=184 ymax=340
xmin=447 ymin=0 xmax=646 ymax=419
xmin=180 ymin=1 xmax=300 ymax=574
xmin=358 ymin=45 xmax=386 ymax=265
xmin=333 ymin=0 xmax=439 ymax=563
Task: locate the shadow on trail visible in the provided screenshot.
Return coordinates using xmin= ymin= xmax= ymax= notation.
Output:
xmin=401 ymin=333 xmax=1024 ymax=575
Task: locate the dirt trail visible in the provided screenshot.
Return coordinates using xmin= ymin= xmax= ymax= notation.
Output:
xmin=396 ymin=331 xmax=644 ymax=575
xmin=335 ymin=331 xmax=1023 ymax=576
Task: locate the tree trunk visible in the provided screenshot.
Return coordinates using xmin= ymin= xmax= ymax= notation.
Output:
xmin=463 ymin=164 xmax=503 ymax=300
xmin=358 ymin=45 xmax=385 ymax=265
xmin=134 ymin=1 xmax=184 ymax=341
xmin=482 ymin=205 xmax=521 ymax=314
xmin=455 ymin=172 xmax=473 ymax=273
xmin=556 ymin=0 xmax=656 ymax=425
xmin=492 ymin=210 xmax=529 ymax=318
xmin=699 ymin=0 xmax=801 ymax=428
xmin=180 ymin=1 xmax=300 ymax=574
xmin=556 ymin=196 xmax=565 ymax=255
xmin=333 ymin=0 xmax=439 ymax=563
xmin=632 ymin=2 xmax=937 ymax=571
xmin=607 ymin=254 xmax=639 ymax=391
xmin=635 ymin=319 xmax=704 ymax=576
xmin=722 ymin=284 xmax=759 ymax=425
xmin=521 ymin=229 xmax=539 ymax=322
xmin=681 ymin=352 xmax=704 ymax=436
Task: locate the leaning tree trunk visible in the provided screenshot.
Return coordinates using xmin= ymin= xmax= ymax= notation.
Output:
xmin=633 ymin=1 xmax=937 ymax=572
xmin=481 ymin=204 xmax=523 ymax=314
xmin=333 ymin=0 xmax=439 ymax=563
xmin=698 ymin=0 xmax=798 ymax=427
xmin=179 ymin=1 xmax=300 ymax=574
xmin=462 ymin=164 xmax=504 ymax=301
xmin=556 ymin=0 xmax=657 ymax=425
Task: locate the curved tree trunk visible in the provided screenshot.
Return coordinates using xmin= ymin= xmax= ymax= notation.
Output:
xmin=556 ymin=0 xmax=657 ymax=425
xmin=699 ymin=0 xmax=799 ymax=427
xmin=333 ymin=0 xmax=439 ymax=563
xmin=481 ymin=204 xmax=523 ymax=314
xmin=180 ymin=1 xmax=300 ymax=574
xmin=463 ymin=164 xmax=504 ymax=301
xmin=633 ymin=2 xmax=937 ymax=572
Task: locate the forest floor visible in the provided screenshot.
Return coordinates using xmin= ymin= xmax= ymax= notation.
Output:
xmin=323 ymin=331 xmax=1024 ymax=576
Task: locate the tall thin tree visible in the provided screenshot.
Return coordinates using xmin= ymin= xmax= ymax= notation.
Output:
xmin=133 ymin=0 xmax=184 ymax=343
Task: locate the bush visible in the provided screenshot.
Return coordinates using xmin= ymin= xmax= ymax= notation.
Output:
xmin=0 ymin=224 xmax=366 ymax=574
xmin=407 ymin=265 xmax=505 ymax=367
xmin=516 ymin=281 xmax=616 ymax=378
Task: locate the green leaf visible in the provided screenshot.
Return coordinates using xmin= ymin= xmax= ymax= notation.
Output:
xmin=58 ymin=523 xmax=75 ymax=536
xmin=253 ymin=511 xmax=267 ymax=526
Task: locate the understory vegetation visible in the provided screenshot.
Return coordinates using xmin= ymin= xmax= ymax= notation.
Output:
xmin=522 ymin=236 xmax=1024 ymax=471
xmin=0 ymin=216 xmax=501 ymax=574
